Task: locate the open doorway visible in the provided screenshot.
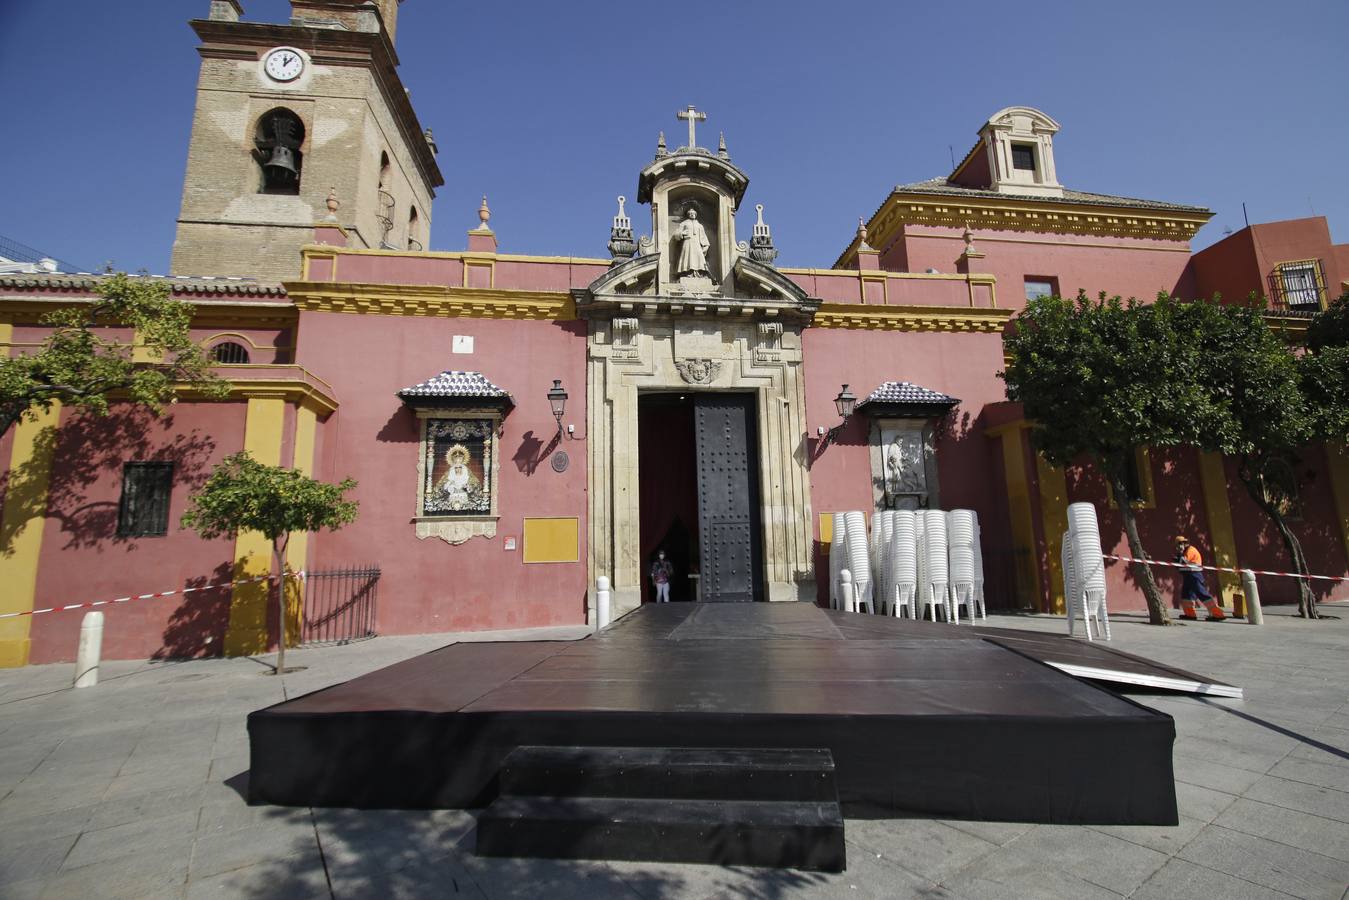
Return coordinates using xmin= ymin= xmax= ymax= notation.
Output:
xmin=638 ymin=392 xmax=765 ymax=603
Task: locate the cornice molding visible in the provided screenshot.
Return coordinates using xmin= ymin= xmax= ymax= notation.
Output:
xmin=850 ymin=191 xmax=1211 ymax=265
xmin=0 ymin=295 xmax=297 ymax=327
xmin=283 ymin=280 xmax=576 ymax=320
xmin=813 ymin=302 xmax=1012 ymax=333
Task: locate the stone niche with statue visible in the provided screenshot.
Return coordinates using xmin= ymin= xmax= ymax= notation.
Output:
xmin=572 ymin=108 xmax=823 ymax=622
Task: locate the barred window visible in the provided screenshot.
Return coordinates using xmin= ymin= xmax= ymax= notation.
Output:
xmin=1276 ymin=261 xmax=1323 ymax=310
xmin=118 ymin=462 xmax=174 ymax=537
xmin=210 ymin=341 xmax=250 ymax=364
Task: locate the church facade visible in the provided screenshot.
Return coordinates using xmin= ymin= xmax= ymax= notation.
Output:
xmin=2 ymin=0 xmax=1347 ymax=668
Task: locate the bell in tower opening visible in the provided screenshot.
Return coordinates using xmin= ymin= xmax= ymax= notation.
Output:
xmin=254 ymin=108 xmax=305 ymax=194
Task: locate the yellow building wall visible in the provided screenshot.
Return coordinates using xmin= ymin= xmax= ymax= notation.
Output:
xmin=1035 ymin=455 xmax=1069 ymax=615
xmin=1197 ymin=451 xmax=1241 ymax=607
xmin=0 ymin=402 xmax=61 ymax=667
xmin=223 ymin=397 xmax=287 ymax=656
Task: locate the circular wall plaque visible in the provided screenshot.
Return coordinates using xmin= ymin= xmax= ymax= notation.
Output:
xmin=550 ymin=450 xmax=569 ymax=473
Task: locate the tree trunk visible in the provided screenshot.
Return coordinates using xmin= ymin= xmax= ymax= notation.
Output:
xmin=1109 ymin=460 xmax=1171 ymax=625
xmin=271 ymin=536 xmax=289 ymax=673
xmin=1237 ymin=465 xmax=1319 ymax=619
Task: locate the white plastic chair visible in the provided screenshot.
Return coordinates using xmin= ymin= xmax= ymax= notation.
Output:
xmin=888 ymin=510 xmax=917 ymax=618
xmin=1066 ymin=502 xmax=1111 ymax=641
xmin=921 ymin=510 xmax=953 ymax=623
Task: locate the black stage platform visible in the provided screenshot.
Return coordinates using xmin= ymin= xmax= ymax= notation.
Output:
xmin=249 ymin=603 xmax=1184 ymax=825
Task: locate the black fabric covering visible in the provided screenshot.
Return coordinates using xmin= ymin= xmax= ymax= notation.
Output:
xmin=249 ymin=604 xmax=1179 ymax=824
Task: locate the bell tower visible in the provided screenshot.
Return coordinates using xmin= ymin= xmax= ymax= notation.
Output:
xmin=170 ymin=0 xmax=443 ymax=281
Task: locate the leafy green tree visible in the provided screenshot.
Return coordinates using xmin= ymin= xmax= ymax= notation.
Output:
xmin=1183 ymin=299 xmax=1320 ymax=618
xmin=1302 ymin=291 xmax=1349 ymax=445
xmin=181 ymin=452 xmax=358 ymax=673
xmin=0 ymin=273 xmax=226 ymax=439
xmin=1002 ymin=292 xmax=1213 ymax=625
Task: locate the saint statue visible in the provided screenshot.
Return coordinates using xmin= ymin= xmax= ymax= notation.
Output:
xmin=674 ymin=207 xmax=710 ymax=277
xmin=436 ymin=444 xmax=481 ymax=509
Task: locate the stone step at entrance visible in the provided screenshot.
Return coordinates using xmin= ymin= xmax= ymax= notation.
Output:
xmin=476 ymin=746 xmax=846 ymax=872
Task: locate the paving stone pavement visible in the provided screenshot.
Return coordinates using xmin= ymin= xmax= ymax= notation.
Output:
xmin=0 ymin=607 xmax=1346 ymax=899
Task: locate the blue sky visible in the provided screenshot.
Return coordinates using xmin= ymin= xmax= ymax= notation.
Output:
xmin=1 ymin=0 xmax=1346 ymax=274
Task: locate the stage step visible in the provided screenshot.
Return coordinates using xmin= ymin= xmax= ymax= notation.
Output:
xmin=477 ymin=796 xmax=845 ymax=872
xmin=478 ymin=746 xmax=845 ymax=871
xmin=498 ymin=745 xmax=839 ymax=803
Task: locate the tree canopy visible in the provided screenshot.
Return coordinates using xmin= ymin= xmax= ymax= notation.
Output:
xmin=1002 ymin=291 xmax=1204 ymax=624
xmin=0 ymin=274 xmax=226 ymax=439
xmin=181 ymin=452 xmax=358 ymax=544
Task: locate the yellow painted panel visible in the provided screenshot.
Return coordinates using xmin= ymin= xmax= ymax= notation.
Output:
xmin=225 ymin=397 xmax=287 ymax=655
xmin=1035 ymin=454 xmax=1069 ymax=615
xmin=1197 ymin=451 xmax=1241 ymax=607
xmin=1325 ymin=444 xmax=1349 ymax=571
xmin=0 ymin=402 xmax=61 ymax=667
xmin=282 ymin=403 xmax=318 ymax=646
xmin=523 ymin=517 xmax=580 ymax=564
xmin=819 ymin=513 xmax=833 ymax=545
xmin=1000 ymin=428 xmax=1041 ymax=610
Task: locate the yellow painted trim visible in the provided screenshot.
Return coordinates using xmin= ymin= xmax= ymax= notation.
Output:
xmin=282 ymin=403 xmax=318 ymax=647
xmin=283 ymin=280 xmax=576 ymax=320
xmin=819 ymin=513 xmax=833 ymax=545
xmin=0 ymin=323 xmax=11 ymax=355
xmin=462 ymin=259 xmax=496 ymax=289
xmin=0 ymin=296 xmax=297 ymax=328
xmin=995 ymin=424 xmax=1041 ymax=610
xmin=1035 ymin=454 xmax=1069 ymax=615
xmin=813 ymin=302 xmax=1011 ymax=333
xmin=1197 ymin=451 xmax=1242 ymax=607
xmin=0 ymin=402 xmax=61 ymax=667
xmin=301 ymin=244 xmax=610 ymax=265
xmin=1324 ymin=444 xmax=1349 ymax=573
xmin=523 ymin=516 xmax=580 ymax=564
xmin=223 ymin=397 xmax=286 ymax=657
xmin=903 ymin=229 xmax=1194 ymax=253
xmin=779 ymin=267 xmax=992 ymax=282
xmin=862 ymin=191 xmax=1211 ymax=255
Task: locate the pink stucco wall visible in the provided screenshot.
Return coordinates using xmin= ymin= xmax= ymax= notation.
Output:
xmin=884 ymin=225 xmax=1195 ymax=309
xmin=800 ymin=327 xmax=1010 ymax=605
xmin=28 ymin=402 xmax=247 ymax=664
xmin=296 ymin=310 xmax=590 ymax=635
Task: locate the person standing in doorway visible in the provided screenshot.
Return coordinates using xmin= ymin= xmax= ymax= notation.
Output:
xmin=1175 ymin=536 xmax=1226 ymax=621
xmin=650 ymin=550 xmax=674 ymax=603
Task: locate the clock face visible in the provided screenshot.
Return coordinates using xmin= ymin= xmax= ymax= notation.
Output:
xmin=264 ymin=48 xmax=304 ymax=82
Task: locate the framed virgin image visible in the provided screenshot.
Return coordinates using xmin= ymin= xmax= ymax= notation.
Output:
xmin=413 ymin=409 xmax=502 ymax=543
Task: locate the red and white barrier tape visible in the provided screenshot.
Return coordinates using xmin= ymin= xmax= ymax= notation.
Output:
xmin=1103 ymin=554 xmax=1347 ymax=584
xmin=0 ymin=571 xmax=306 ymax=620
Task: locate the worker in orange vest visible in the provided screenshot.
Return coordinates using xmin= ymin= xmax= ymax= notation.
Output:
xmin=1175 ymin=536 xmax=1226 ymax=621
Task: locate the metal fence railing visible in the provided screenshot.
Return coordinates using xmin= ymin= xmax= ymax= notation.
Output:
xmin=300 ymin=566 xmax=379 ymax=646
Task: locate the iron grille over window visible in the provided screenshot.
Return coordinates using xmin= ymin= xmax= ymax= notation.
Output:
xmin=1011 ymin=144 xmax=1036 ymax=171
xmin=211 ymin=341 xmax=250 ymax=364
xmin=1274 ymin=261 xmax=1324 ymax=311
xmin=118 ymin=462 xmax=174 ymax=537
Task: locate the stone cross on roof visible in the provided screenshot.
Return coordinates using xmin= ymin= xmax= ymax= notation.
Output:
xmin=677 ymin=105 xmax=706 ymax=149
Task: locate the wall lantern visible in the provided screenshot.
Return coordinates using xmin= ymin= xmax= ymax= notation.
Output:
xmin=546 ymin=379 xmax=568 ymax=433
xmin=818 ymin=384 xmax=857 ymax=450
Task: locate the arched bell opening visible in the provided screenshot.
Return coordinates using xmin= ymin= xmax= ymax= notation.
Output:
xmin=254 ymin=108 xmax=306 ymax=195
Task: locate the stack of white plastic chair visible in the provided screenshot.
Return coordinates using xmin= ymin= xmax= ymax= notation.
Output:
xmin=921 ymin=509 xmax=952 ymax=622
xmin=843 ymin=511 xmax=873 ymax=613
xmin=873 ymin=511 xmax=895 ymax=614
xmin=1061 ymin=530 xmax=1080 ymax=625
xmin=946 ymin=510 xmax=979 ymax=624
xmin=887 ymin=510 xmax=917 ymax=618
xmin=1066 ymin=501 xmax=1111 ymax=640
xmin=970 ymin=512 xmax=987 ymax=619
xmin=829 ymin=512 xmax=848 ymax=609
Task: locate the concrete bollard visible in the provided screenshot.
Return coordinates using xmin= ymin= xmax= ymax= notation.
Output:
xmin=596 ymin=576 xmax=611 ymax=630
xmin=840 ymin=569 xmax=855 ymax=614
xmin=74 ymin=611 xmax=104 ymax=688
xmin=1241 ymin=569 xmax=1263 ymax=625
